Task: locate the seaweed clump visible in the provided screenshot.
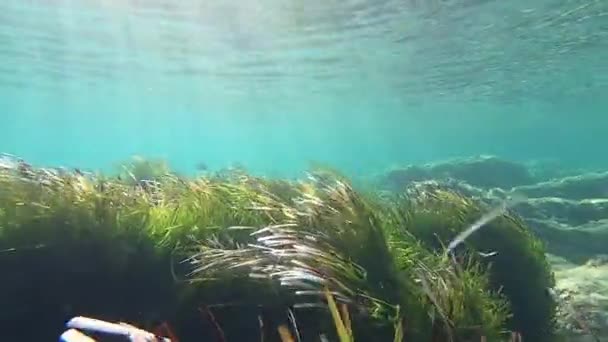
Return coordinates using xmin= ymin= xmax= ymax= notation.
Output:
xmin=0 ymin=158 xmax=176 ymax=340
xmin=397 ymin=181 xmax=557 ymax=341
xmin=0 ymin=156 xmax=538 ymax=341
xmin=118 ymin=155 xmax=175 ymax=186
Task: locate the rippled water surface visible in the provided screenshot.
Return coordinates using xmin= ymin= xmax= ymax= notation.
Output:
xmin=0 ymin=0 xmax=607 ymax=174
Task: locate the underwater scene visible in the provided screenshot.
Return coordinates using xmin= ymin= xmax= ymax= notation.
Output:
xmin=1 ymin=0 xmax=607 ymax=341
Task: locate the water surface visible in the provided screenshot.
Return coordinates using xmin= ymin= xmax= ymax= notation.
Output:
xmin=0 ymin=0 xmax=606 ymax=176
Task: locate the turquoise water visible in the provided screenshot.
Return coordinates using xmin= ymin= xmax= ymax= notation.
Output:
xmin=0 ymin=0 xmax=607 ymax=177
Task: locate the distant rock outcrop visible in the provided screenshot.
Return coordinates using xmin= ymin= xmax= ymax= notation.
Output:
xmin=522 ymin=218 xmax=608 ymax=264
xmin=512 ymin=172 xmax=608 ymax=200
xmin=514 ymin=198 xmax=608 ymax=226
xmin=381 ymin=155 xmax=536 ymax=190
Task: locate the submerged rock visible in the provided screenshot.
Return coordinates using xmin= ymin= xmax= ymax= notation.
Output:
xmin=523 ymin=218 xmax=608 ymax=264
xmin=513 ymin=172 xmax=608 ymax=200
xmin=524 ymin=159 xmax=593 ymax=182
xmin=515 ymin=197 xmax=608 ymax=226
xmin=381 ymin=155 xmax=536 ymax=190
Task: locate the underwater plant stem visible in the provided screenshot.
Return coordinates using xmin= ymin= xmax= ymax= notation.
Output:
xmin=324 ymin=287 xmax=354 ymax=342
xmin=287 ymin=308 xmax=302 ymax=342
xmin=393 ymin=318 xmax=404 ymax=342
xmin=199 ymin=307 xmax=226 ymax=342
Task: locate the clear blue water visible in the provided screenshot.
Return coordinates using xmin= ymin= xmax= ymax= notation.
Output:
xmin=0 ymin=0 xmax=607 ymax=177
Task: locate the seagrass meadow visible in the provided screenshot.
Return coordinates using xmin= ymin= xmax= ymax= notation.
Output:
xmin=0 ymin=156 xmax=557 ymax=342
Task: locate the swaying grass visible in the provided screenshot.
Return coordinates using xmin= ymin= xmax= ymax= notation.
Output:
xmin=396 ymin=181 xmax=557 ymax=341
xmin=0 ymin=155 xmax=553 ymax=341
xmin=180 ymin=175 xmax=409 ymax=340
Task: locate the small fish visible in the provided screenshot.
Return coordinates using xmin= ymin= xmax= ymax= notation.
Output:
xmin=195 ymin=162 xmax=208 ymax=171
